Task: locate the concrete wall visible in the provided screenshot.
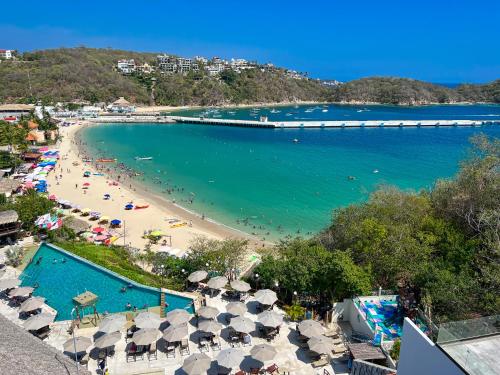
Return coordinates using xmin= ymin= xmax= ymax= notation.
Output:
xmin=398 ymin=318 xmax=463 ymax=375
xmin=343 ymin=298 xmax=375 ymax=338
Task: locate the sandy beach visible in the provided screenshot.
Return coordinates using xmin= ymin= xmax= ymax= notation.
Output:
xmin=47 ymin=122 xmax=265 ymax=256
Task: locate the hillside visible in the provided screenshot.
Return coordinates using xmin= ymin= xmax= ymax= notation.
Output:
xmin=0 ymin=48 xmax=498 ymax=106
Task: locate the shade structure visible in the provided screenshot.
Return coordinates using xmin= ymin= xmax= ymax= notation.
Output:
xmin=110 ymin=219 xmax=121 ymax=226
xmin=308 ymin=335 xmax=335 ymax=355
xmin=94 ymin=331 xmax=121 ymax=348
xmin=254 ymin=289 xmax=278 ymax=306
xmin=230 ymin=316 xmax=255 ymax=334
xmin=0 ymin=278 xmax=21 ymax=290
xmin=230 ymin=279 xmax=251 ymax=292
xmin=216 ymin=348 xmax=244 ymax=369
xmin=197 ymin=306 xmax=219 ymax=319
xmin=188 ymin=270 xmax=208 ymax=283
xmin=298 ymin=320 xmax=325 ymax=338
xmin=63 ymin=336 xmax=92 ymax=353
xmin=9 ymin=286 xmax=34 ymax=298
xmin=92 ymin=227 xmax=105 ymax=233
xmin=23 ymin=313 xmax=55 ymax=331
xmin=251 ymin=343 xmax=278 ymax=362
xmin=226 ymin=302 xmax=247 ymax=316
xmin=99 ymin=216 xmax=110 ymax=223
xmin=198 ymin=319 xmax=223 ymax=334
xmin=163 ymin=322 xmax=188 ymax=342
xmin=165 ymin=308 xmax=191 ymax=325
xmin=19 ymin=296 xmax=46 ymax=312
xmin=182 ymin=353 xmax=212 ymax=375
xmin=132 ymin=328 xmax=160 ymax=346
xmin=149 ymin=230 xmax=164 ymax=237
xmin=134 ymin=311 xmax=162 ymax=329
xmin=207 ymin=276 xmax=228 ymax=290
xmin=98 ymin=314 xmax=126 ymax=333
xmin=125 ymin=204 xmax=134 ymax=210
xmin=94 ymin=234 xmax=108 ymax=241
xmin=257 ymin=310 xmax=283 ymax=328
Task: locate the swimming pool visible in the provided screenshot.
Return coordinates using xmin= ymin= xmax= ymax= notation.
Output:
xmin=20 ymin=243 xmax=194 ymax=321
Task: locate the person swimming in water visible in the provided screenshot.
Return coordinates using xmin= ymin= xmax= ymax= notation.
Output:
xmin=126 ymin=302 xmax=132 ymax=309
xmin=36 ymin=257 xmax=43 ymax=265
xmin=120 ymin=286 xmax=127 ymax=293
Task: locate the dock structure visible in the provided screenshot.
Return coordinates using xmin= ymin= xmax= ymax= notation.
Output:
xmin=169 ymin=116 xmax=499 ymax=129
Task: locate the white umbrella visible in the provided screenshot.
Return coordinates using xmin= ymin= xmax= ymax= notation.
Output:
xmin=23 ymin=313 xmax=55 ymax=331
xmin=230 ymin=316 xmax=255 ymax=334
xmin=134 ymin=311 xmax=162 ymax=329
xmin=132 ymin=328 xmax=160 ymax=346
xmin=98 ymin=314 xmax=126 ymax=333
xmin=254 ymin=289 xmax=277 ymax=305
xmin=188 ymin=270 xmax=208 ymax=283
xmin=257 ymin=310 xmax=283 ymax=328
xmin=216 ymin=348 xmax=244 ymax=369
xmin=251 ymin=343 xmax=278 ymax=362
xmin=0 ymin=278 xmax=21 ymax=290
xmin=19 ymin=296 xmax=46 ymax=312
xmin=308 ymin=335 xmax=335 ymax=355
xmin=226 ymin=302 xmax=247 ymax=316
xmin=9 ymin=286 xmax=34 ymax=298
xmin=182 ymin=353 xmax=212 ymax=375
xmin=298 ymin=320 xmax=325 ymax=338
xmin=63 ymin=336 xmax=92 ymax=353
xmin=94 ymin=331 xmax=121 ymax=348
xmin=230 ymin=279 xmax=251 ymax=292
xmin=163 ymin=322 xmax=188 ymax=342
xmin=197 ymin=306 xmax=219 ymax=319
xmin=166 ymin=308 xmax=191 ymax=325
xmin=198 ymin=319 xmax=223 ymax=334
xmin=207 ymin=276 xmax=228 ymax=290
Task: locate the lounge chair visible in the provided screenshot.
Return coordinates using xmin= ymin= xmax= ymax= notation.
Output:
xmin=126 ymin=343 xmax=138 ymax=362
xmin=250 ymin=368 xmax=261 ymax=375
xmin=79 ymin=353 xmax=89 ymax=369
xmin=235 ymin=371 xmax=246 ymax=375
xmin=266 ymin=364 xmax=279 ymax=374
xmin=311 ymin=356 xmax=329 ymax=368
xmin=198 ymin=337 xmax=209 ymax=352
xmin=210 ymin=335 xmax=222 ymax=351
xmin=148 ymin=342 xmax=157 ymax=360
xmin=165 ymin=341 xmax=176 ymax=358
xmin=180 ymin=338 xmax=190 ymax=356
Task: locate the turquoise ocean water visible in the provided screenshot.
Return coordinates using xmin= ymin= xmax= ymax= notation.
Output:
xmin=83 ymin=104 xmax=500 ymax=239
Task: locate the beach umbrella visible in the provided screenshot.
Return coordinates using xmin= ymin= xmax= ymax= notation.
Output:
xmin=162 ymin=322 xmax=188 ymax=342
xmin=226 ymin=302 xmax=247 ymax=316
xmin=207 ymin=276 xmax=228 ymax=290
xmin=254 ymin=289 xmax=278 ymax=306
xmin=81 ymin=208 xmax=91 ymax=214
xmin=308 ymin=335 xmax=335 ymax=355
xmin=188 ymin=270 xmax=208 ymax=283
xmin=0 ymin=278 xmax=21 ymax=290
xmin=92 ymin=227 xmax=105 ymax=234
xmin=83 ymin=182 xmax=90 ymax=187
xmin=72 ymin=205 xmax=82 ymax=212
xmin=149 ymin=230 xmax=164 ymax=237
xmin=23 ymin=313 xmax=55 ymax=331
xmin=198 ymin=319 xmax=223 ymax=334
xmin=125 ymin=204 xmax=134 ymax=210
xmin=298 ymin=320 xmax=325 ymax=338
xmin=48 ymin=194 xmax=57 ymax=201
xmin=251 ymin=343 xmax=278 ymax=362
xmin=132 ymin=328 xmax=160 ymax=346
xmin=216 ymin=348 xmax=244 ymax=369
xmin=94 ymin=234 xmax=108 ymax=242
xmin=94 ymin=331 xmax=121 ymax=349
xmin=182 ymin=353 xmax=212 ymax=375
xmin=230 ymin=279 xmax=251 ymax=292
xmin=19 ymin=296 xmax=46 ymax=312
xmin=9 ymin=286 xmax=34 ymax=298
xmin=134 ymin=311 xmax=162 ymax=329
xmin=99 ymin=216 xmax=110 ymax=223
xmin=257 ymin=310 xmax=283 ymax=328
xmin=165 ymin=309 xmax=191 ymax=325
xmin=230 ymin=316 xmax=255 ymax=334
xmin=103 ymin=193 xmax=111 ymax=200
xmin=197 ymin=306 xmax=219 ymax=320
xmin=63 ymin=336 xmax=92 ymax=354
xmin=98 ymin=314 xmax=126 ymax=333
xmin=110 ymin=219 xmax=121 ymax=226
xmin=90 ymin=211 xmax=101 ymax=219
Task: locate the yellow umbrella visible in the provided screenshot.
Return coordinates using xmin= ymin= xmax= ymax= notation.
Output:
xmin=99 ymin=216 xmax=110 ymax=223
xmin=81 ymin=208 xmax=91 ymax=213
xmin=150 ymin=230 xmax=164 ymax=237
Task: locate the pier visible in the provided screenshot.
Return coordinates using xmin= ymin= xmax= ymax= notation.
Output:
xmin=169 ymin=116 xmax=499 ymax=129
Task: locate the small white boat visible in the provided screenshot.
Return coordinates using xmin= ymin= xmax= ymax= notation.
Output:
xmin=135 ymin=157 xmax=153 ymax=161
xmin=270 ymin=109 xmax=281 ymax=113
xmin=322 ymin=109 xmax=328 ymax=112
xmin=293 ymin=138 xmax=299 ymax=143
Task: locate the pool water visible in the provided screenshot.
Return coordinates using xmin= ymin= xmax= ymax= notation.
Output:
xmin=20 ymin=243 xmax=194 ymax=321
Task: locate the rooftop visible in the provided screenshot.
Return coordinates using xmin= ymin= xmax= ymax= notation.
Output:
xmin=0 ymin=210 xmax=19 ymax=225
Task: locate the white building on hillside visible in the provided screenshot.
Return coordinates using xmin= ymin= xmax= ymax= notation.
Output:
xmin=117 ymin=59 xmax=136 ymax=74
xmin=0 ymin=49 xmax=14 ymax=59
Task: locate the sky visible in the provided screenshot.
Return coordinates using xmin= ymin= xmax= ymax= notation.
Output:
xmin=1 ymin=0 xmax=499 ymax=83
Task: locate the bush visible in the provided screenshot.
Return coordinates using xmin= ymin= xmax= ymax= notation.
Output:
xmin=284 ymin=304 xmax=306 ymax=321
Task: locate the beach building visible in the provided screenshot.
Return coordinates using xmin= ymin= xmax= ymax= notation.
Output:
xmin=135 ymin=62 xmax=154 ymax=74
xmin=107 ymin=97 xmax=135 ymax=113
xmin=0 ymin=210 xmax=21 ymax=240
xmin=157 ymin=54 xmax=200 ymax=74
xmin=0 ymin=49 xmax=14 ymax=59
xmin=116 ymin=59 xmax=136 ymax=74
xmin=0 ymin=103 xmax=34 ymax=121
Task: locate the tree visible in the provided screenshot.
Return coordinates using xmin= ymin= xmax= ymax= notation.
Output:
xmin=1 ymin=190 xmax=55 ymax=230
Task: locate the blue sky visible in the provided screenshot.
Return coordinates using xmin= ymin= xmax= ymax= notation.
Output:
xmin=1 ymin=0 xmax=499 ymax=82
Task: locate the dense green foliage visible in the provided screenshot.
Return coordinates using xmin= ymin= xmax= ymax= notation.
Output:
xmin=0 ymin=190 xmax=55 ymax=230
xmin=329 ymin=77 xmax=500 ymax=104
xmin=256 ymin=135 xmax=499 ymax=323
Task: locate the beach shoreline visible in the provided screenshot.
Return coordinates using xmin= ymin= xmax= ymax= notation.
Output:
xmin=48 ymin=121 xmax=268 ymax=258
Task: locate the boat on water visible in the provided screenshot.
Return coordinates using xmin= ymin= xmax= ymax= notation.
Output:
xmin=135 ymin=156 xmax=153 ymax=161
xmin=293 ymin=138 xmax=299 ymax=143
xmin=96 ymin=158 xmax=117 ymax=163
xmin=322 ymin=109 xmax=328 ymax=112
xmin=270 ymin=109 xmax=281 ymax=113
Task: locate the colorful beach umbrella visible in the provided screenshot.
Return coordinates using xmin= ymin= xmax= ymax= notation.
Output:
xmin=92 ymin=227 xmax=105 ymax=233
xmin=99 ymin=216 xmax=110 ymax=223
xmin=110 ymin=219 xmax=121 ymax=226
xmin=149 ymin=230 xmax=164 ymax=237
xmin=125 ymin=204 xmax=134 ymax=210
xmin=94 ymin=234 xmax=108 ymax=241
